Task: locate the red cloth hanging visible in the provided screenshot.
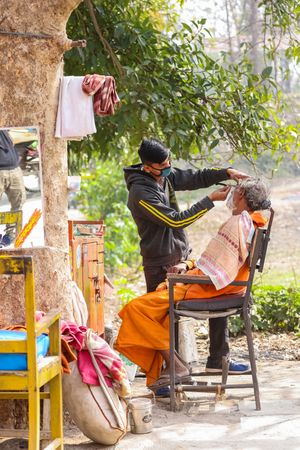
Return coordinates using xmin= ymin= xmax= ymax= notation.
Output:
xmin=82 ymin=74 xmax=120 ymax=116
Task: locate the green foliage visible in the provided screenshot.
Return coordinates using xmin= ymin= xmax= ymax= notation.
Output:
xmin=75 ymin=160 xmax=141 ymax=271
xmin=65 ymin=0 xmax=300 ymax=171
xmin=104 ymin=203 xmax=141 ymax=270
xmin=230 ymin=285 xmax=300 ymax=335
xmin=260 ymin=0 xmax=300 ymax=62
xmin=113 ymin=277 xmax=138 ymax=308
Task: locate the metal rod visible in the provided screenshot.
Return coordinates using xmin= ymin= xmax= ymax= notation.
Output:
xmin=176 ymin=384 xmax=254 ymax=392
xmin=190 ymin=371 xmax=252 ymax=377
xmin=0 ymin=29 xmax=52 ymax=39
xmin=244 ymin=312 xmax=261 ymax=410
xmin=169 ymin=279 xmax=176 ymax=411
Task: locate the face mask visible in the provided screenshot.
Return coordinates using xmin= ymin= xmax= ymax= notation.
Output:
xmin=226 ymin=188 xmax=235 ymax=210
xmin=160 ymin=166 xmax=172 ymax=177
xmin=146 ymin=162 xmax=172 ymax=177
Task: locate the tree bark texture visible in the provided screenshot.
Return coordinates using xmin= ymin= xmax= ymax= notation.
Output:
xmin=0 ymin=0 xmax=82 ymax=249
xmin=0 ymin=0 xmax=83 ymax=429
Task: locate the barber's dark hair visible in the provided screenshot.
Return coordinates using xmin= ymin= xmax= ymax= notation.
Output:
xmin=138 ymin=138 xmax=170 ymax=164
xmin=239 ymin=178 xmax=271 ymax=211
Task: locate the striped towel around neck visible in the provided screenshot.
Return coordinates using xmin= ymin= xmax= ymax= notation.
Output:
xmin=196 ymin=211 xmax=255 ymax=290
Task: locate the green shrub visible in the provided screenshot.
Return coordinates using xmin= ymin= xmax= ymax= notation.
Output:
xmin=113 ymin=277 xmax=138 ymax=308
xmin=230 ymin=285 xmax=300 ymax=335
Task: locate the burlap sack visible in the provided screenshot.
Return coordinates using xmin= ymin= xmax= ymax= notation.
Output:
xmin=62 ymin=361 xmax=128 ymax=445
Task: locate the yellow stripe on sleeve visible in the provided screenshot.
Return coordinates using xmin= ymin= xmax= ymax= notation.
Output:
xmin=139 ymin=200 xmax=208 ymax=227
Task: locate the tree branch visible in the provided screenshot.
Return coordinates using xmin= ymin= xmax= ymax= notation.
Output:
xmin=85 ymin=0 xmax=125 ymax=77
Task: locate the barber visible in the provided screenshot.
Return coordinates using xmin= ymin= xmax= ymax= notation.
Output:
xmin=124 ymin=138 xmax=249 ymax=292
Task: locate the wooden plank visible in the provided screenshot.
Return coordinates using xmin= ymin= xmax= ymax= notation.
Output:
xmin=35 ymin=309 xmax=60 ymax=336
xmin=0 ymin=429 xmax=51 ymax=439
xmin=0 ymin=374 xmax=28 ymax=390
xmin=38 ymin=357 xmax=61 ymax=387
xmin=43 ymin=438 xmax=63 ymax=450
xmin=0 ymin=391 xmax=50 ymax=399
xmin=0 ymin=341 xmax=27 ymax=353
xmin=0 ymin=256 xmax=24 ymax=275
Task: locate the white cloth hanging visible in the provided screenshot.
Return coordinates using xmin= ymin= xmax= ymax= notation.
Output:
xmin=55 ymin=76 xmax=96 ymax=139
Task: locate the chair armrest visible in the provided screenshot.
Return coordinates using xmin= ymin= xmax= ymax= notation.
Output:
xmin=167 ymin=274 xmax=213 ymax=284
xmin=167 ymin=273 xmax=248 ymax=287
xmin=35 ymin=309 xmax=61 ymax=336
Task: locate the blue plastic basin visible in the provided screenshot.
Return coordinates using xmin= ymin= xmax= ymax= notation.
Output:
xmin=0 ymin=330 xmax=50 ymax=370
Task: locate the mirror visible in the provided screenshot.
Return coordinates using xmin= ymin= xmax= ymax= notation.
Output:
xmin=0 ymin=126 xmax=44 ymax=248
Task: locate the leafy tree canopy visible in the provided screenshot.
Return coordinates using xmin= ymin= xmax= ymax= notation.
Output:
xmin=65 ymin=0 xmax=300 ymax=171
xmin=260 ymin=0 xmax=300 ymax=61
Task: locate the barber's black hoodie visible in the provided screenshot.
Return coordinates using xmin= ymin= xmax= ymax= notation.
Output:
xmin=124 ymin=164 xmax=230 ymax=267
xmin=0 ymin=131 xmax=19 ymax=170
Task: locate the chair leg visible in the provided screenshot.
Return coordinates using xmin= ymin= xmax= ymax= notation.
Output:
xmin=221 ymin=354 xmax=230 ymax=387
xmin=169 ymin=286 xmax=176 ymax=412
xmin=49 ymin=373 xmax=63 ymax=448
xmin=175 ymin=319 xmax=179 ymax=352
xmin=244 ymin=313 xmax=261 ymax=410
xmin=28 ymin=388 xmax=41 ymax=450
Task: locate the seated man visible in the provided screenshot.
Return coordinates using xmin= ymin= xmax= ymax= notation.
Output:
xmin=115 ymin=179 xmax=271 ymax=390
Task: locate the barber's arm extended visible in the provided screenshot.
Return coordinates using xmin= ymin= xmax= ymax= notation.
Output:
xmin=166 ymin=186 xmax=230 ymax=276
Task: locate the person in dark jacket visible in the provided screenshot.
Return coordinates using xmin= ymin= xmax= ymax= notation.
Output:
xmin=124 ymin=137 xmax=250 ymax=376
xmin=0 ymin=130 xmax=26 ymax=244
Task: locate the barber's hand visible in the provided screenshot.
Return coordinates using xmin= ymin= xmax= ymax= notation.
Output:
xmin=167 ymin=263 xmax=188 ymax=275
xmin=227 ymin=168 xmax=250 ymax=181
xmin=208 ymin=186 xmax=231 ymax=202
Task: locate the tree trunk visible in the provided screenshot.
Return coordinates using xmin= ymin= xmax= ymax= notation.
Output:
xmin=0 ymin=0 xmax=83 ymax=429
xmin=249 ymin=0 xmax=260 ymax=74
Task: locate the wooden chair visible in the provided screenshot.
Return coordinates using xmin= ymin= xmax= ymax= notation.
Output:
xmin=168 ymin=209 xmax=274 ymax=412
xmin=0 ymin=255 xmax=63 ymax=449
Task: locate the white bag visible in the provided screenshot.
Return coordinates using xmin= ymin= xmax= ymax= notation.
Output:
xmin=69 ymin=281 xmax=88 ymax=326
xmin=62 ymin=361 xmax=128 ymax=445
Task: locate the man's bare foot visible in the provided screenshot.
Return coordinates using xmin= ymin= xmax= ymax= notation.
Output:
xmin=160 ymin=366 xmax=190 ymax=378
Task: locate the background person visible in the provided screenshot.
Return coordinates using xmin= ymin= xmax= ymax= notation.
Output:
xmin=0 ymin=130 xmax=26 ymax=244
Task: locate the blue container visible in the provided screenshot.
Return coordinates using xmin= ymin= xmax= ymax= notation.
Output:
xmin=0 ymin=330 xmax=50 ymax=370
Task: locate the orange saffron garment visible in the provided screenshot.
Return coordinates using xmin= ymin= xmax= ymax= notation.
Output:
xmin=114 ymin=212 xmax=266 ymax=386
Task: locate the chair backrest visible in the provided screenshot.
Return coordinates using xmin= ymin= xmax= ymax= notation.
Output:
xmin=0 ymin=255 xmax=38 ymax=372
xmin=244 ymin=208 xmax=274 ymax=299
xmin=256 ymin=208 xmax=274 ymax=273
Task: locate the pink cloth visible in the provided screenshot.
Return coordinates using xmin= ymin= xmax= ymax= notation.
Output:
xmin=36 ymin=311 xmax=45 ymax=322
xmin=60 ymin=320 xmax=127 ymax=388
xmin=84 ymin=330 xmax=127 ymax=385
xmin=82 ymin=74 xmax=120 ymax=116
xmin=61 ymin=320 xmax=86 ymax=352
xmin=77 ymin=350 xmax=112 ymax=386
